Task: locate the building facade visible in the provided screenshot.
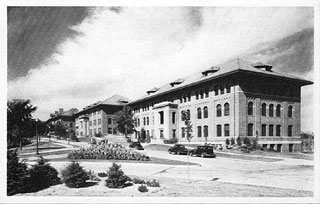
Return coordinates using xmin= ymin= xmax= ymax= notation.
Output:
xmin=74 ymin=94 xmax=129 ymax=137
xmin=129 ymin=59 xmax=313 ymax=152
xmin=47 ymin=108 xmax=79 ymax=134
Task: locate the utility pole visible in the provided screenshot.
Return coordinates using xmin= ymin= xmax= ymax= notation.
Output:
xmin=36 ymin=118 xmax=39 ymax=155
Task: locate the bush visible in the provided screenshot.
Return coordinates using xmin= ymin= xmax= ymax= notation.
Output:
xmin=230 ymin=138 xmax=235 ymax=145
xmin=163 ymin=138 xmax=178 ymax=144
xmin=105 ymin=163 xmax=132 ymax=188
xmin=29 ymin=157 xmax=60 ymax=192
xmin=225 ymin=138 xmax=230 ymax=146
xmin=236 ymin=136 xmax=242 ymax=146
xmin=98 ymin=172 xmax=108 ymax=177
xmin=67 ymin=142 xmax=150 ymax=161
xmin=243 ymin=137 xmax=251 ymax=146
xmin=7 ymin=149 xmax=30 ymax=196
xmin=251 ymin=137 xmax=258 ymax=149
xmin=132 ymin=177 xmax=146 ymax=184
xmin=70 ymin=133 xmax=79 ymax=142
xmin=61 ymin=161 xmax=89 ymax=188
xmin=95 ymin=132 xmax=102 ymax=137
xmin=146 ymin=179 xmax=160 ymax=187
xmin=138 ymin=184 xmax=148 ymax=193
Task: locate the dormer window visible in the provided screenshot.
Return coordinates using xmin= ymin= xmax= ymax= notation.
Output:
xmin=252 ymin=62 xmax=273 ymax=72
xmin=170 ymin=78 xmax=184 ymax=87
xmin=146 ymin=87 xmax=159 ymax=95
xmin=202 ymin=66 xmax=220 ymax=76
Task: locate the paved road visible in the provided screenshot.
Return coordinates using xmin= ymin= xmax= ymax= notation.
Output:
xmin=37 ymin=139 xmax=314 ymax=192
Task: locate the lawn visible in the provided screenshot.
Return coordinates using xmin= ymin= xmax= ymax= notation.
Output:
xmin=16 ymin=141 xmax=67 ymax=154
xmin=15 ymin=176 xmax=313 ymax=197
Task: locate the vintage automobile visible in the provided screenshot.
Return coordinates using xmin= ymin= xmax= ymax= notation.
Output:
xmin=168 ymin=144 xmax=188 ymax=155
xmin=129 ymin=142 xmax=144 ymax=150
xmin=189 ymin=146 xmax=216 ymax=158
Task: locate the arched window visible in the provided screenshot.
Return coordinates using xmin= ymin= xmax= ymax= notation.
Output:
xmin=248 ymin=102 xmax=253 ymax=115
xmin=197 ymin=126 xmax=202 ymax=137
xmin=217 ymin=104 xmax=222 ymax=117
xmin=143 ymin=117 xmax=146 ymax=125
xmin=262 ymin=124 xmax=266 ymax=136
xmin=217 ymin=125 xmax=222 ymax=137
xmin=261 ymin=103 xmax=266 ymax=116
xmin=248 ymin=123 xmax=254 ymax=136
xmin=288 ymin=125 xmax=293 ymax=136
xmin=204 ymin=125 xmax=208 ymax=138
xmin=147 ymin=117 xmax=149 ymax=125
xmin=276 ymin=104 xmax=281 ymax=117
xmin=181 ymin=111 xmax=185 ymax=121
xmin=269 ymin=125 xmax=274 ymax=136
xmin=137 ymin=118 xmax=140 ymax=126
xmin=224 ymin=103 xmax=230 ymax=116
xmin=224 ymin=124 xmax=230 ymax=136
xmin=276 ymin=125 xmax=281 ymax=136
xmin=288 ymin=106 xmax=293 ymax=117
xmin=197 ymin=107 xmax=202 ymax=119
xmin=269 ymin=104 xmax=274 ymax=117
xmin=186 ymin=109 xmax=190 ymax=120
xmin=203 ymin=106 xmax=208 ymax=118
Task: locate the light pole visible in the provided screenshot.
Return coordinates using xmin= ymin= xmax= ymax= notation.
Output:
xmin=36 ymin=118 xmax=39 ymax=155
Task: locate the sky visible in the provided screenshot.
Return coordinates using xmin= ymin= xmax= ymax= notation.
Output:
xmin=7 ymin=7 xmax=314 ymax=132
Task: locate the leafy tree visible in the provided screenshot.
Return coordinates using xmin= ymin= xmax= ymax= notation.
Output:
xmin=54 ymin=121 xmax=68 ymax=138
xmin=114 ymin=106 xmax=135 ymax=138
xmin=7 ymin=99 xmax=37 ymax=150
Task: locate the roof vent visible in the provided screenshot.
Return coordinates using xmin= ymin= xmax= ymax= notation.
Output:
xmin=147 ymin=87 xmax=159 ymax=95
xmin=252 ymin=62 xmax=273 ymax=72
xmin=170 ymin=78 xmax=184 ymax=87
xmin=202 ymin=66 xmax=220 ymax=76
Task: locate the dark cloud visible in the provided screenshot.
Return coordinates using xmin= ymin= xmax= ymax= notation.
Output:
xmin=245 ymin=28 xmax=313 ymax=75
xmin=7 ymin=7 xmax=94 ymax=81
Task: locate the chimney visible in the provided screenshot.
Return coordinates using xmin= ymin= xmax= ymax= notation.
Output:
xmin=54 ymin=111 xmax=59 ymax=115
xmin=59 ymin=108 xmax=64 ymax=114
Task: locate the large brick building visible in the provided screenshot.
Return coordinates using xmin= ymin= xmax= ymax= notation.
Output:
xmin=47 ymin=108 xmax=79 ymax=134
xmin=74 ymin=94 xmax=129 ymax=137
xmin=129 ymin=58 xmax=313 ymax=152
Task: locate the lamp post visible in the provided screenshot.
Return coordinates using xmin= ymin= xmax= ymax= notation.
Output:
xmin=36 ymin=118 xmax=39 ymax=155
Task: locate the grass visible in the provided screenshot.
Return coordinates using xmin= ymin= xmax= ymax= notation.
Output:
xmin=17 ymin=141 xmax=67 ymax=154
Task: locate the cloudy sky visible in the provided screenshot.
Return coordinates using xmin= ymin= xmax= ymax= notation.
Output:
xmin=7 ymin=7 xmax=314 ymax=131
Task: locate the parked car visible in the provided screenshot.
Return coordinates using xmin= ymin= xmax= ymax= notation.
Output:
xmin=129 ymin=142 xmax=144 ymax=150
xmin=168 ymin=144 xmax=188 ymax=155
xmin=189 ymin=146 xmax=216 ymax=158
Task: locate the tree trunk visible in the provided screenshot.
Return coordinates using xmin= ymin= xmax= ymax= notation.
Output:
xmin=19 ymin=127 xmax=22 ymax=150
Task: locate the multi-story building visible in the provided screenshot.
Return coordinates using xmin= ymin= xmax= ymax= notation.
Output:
xmin=47 ymin=108 xmax=79 ymax=134
xmin=74 ymin=94 xmax=129 ymax=137
xmin=129 ymin=58 xmax=313 ymax=152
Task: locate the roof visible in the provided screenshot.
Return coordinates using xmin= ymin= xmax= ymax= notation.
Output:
xmin=130 ymin=58 xmax=313 ymax=104
xmin=76 ymin=94 xmax=130 ymax=115
xmin=47 ymin=108 xmax=78 ymax=123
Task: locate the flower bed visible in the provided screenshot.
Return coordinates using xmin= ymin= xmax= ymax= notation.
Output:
xmin=67 ymin=143 xmax=150 ymax=161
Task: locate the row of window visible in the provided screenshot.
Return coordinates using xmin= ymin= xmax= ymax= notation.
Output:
xmin=248 ymin=123 xmax=293 ymax=136
xmin=248 ymin=102 xmax=294 ymax=117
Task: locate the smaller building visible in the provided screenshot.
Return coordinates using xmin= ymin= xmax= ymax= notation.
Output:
xmin=74 ymin=94 xmax=129 ymax=137
xmin=47 ymin=108 xmax=79 ymax=134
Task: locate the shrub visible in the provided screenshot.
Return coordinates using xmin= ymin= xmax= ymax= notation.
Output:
xmin=225 ymin=138 xmax=230 ymax=146
xmin=105 ymin=163 xmax=132 ymax=188
xmin=61 ymin=161 xmax=89 ymax=188
xmin=236 ymin=136 xmax=242 ymax=146
xmin=138 ymin=184 xmax=148 ymax=193
xmin=251 ymin=137 xmax=258 ymax=149
xmin=95 ymin=132 xmax=102 ymax=137
xmin=7 ymin=149 xmax=30 ymax=196
xmin=98 ymin=172 xmax=108 ymax=177
xmin=230 ymin=138 xmax=235 ymax=145
xmin=29 ymin=157 xmax=60 ymax=192
xmin=243 ymin=137 xmax=251 ymax=146
xmin=132 ymin=177 xmax=146 ymax=184
xmin=146 ymin=179 xmax=160 ymax=187
xmin=70 ymin=133 xmax=79 ymax=142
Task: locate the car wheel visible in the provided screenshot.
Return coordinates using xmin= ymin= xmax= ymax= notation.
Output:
xmin=169 ymin=151 xmax=172 ymax=154
xmin=177 ymin=151 xmax=180 ymax=155
xmin=201 ymin=153 xmax=205 ymax=158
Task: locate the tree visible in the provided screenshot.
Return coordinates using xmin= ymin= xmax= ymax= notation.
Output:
xmin=54 ymin=121 xmax=68 ymax=138
xmin=182 ymin=111 xmax=192 ymax=183
xmin=7 ymin=99 xmax=37 ymax=150
xmin=114 ymin=106 xmax=135 ymax=138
